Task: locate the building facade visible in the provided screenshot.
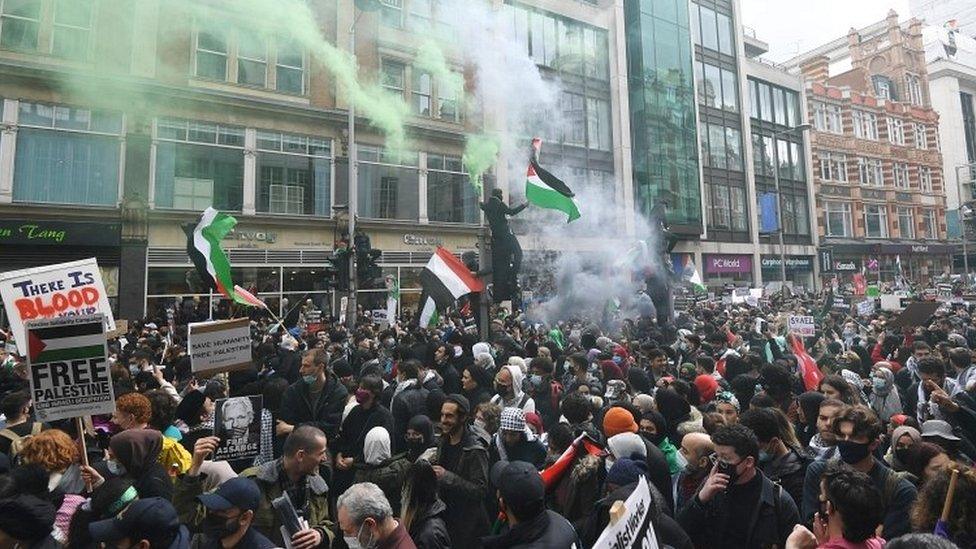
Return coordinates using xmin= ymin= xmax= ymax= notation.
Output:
xmin=910 ymin=0 xmax=976 ymax=37
xmin=785 ymin=11 xmax=952 ymax=284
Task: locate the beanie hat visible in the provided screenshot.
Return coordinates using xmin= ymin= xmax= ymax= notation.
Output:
xmin=606 ymin=457 xmax=647 ymax=487
xmin=694 ymin=375 xmax=719 ymax=404
xmin=603 ymin=406 xmax=638 ymax=438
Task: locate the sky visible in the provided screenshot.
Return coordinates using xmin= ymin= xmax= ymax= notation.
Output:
xmin=739 ymin=0 xmax=911 ymax=63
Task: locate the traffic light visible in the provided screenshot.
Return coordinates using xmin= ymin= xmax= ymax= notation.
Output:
xmin=354 ymin=231 xmax=384 ymax=289
xmin=332 ymin=247 xmax=350 ymax=291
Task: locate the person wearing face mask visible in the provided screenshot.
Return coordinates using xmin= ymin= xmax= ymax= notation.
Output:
xmin=333 ymin=376 xmax=394 ymax=498
xmin=740 ymin=407 xmax=809 ymax=507
xmin=867 ymin=365 xmax=902 ymax=423
xmin=884 ymin=424 xmax=921 ymax=472
xmin=391 ymin=360 xmax=431 ymax=453
xmin=403 ymin=415 xmax=434 ymax=462
xmin=338 ymin=482 xmax=416 ymax=549
xmin=526 ymin=356 xmax=560 ymax=430
xmin=184 ymin=476 xmax=274 ymax=548
xmin=276 ymin=348 xmax=349 ymax=443
xmin=82 ymin=429 xmax=173 ymax=500
xmin=489 ymin=365 xmax=535 ymax=413
xmin=673 ymin=432 xmax=714 ymax=511
xmin=678 ymin=424 xmax=799 ymax=549
xmin=639 ymin=410 xmax=683 ymax=475
xmin=491 ymin=407 xmax=546 ymax=468
xmin=801 ymin=405 xmax=916 ymax=540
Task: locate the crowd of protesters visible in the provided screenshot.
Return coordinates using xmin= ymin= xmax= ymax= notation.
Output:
xmin=0 ymin=291 xmax=975 ymax=549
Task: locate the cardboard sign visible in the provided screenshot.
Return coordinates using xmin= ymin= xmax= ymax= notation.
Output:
xmin=188 ymin=318 xmax=252 ymax=374
xmin=593 ymin=476 xmax=659 ymax=549
xmin=371 ymin=309 xmax=389 ymax=325
xmin=831 ymin=295 xmax=850 ymax=311
xmin=107 ymin=319 xmax=129 ymax=339
xmin=0 ymin=258 xmax=116 ymax=356
xmin=889 ymin=302 xmax=941 ymax=329
xmin=880 ymin=294 xmax=904 ymax=312
xmin=213 ymin=395 xmax=263 ymax=462
xmin=788 ymin=315 xmax=816 ymax=337
xmin=26 ymin=314 xmax=114 ymax=422
xmin=857 ymin=299 xmax=876 ymax=316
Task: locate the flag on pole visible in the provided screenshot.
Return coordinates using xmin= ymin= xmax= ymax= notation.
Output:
xmin=689 ymin=267 xmax=706 ymax=294
xmin=418 ymin=293 xmax=440 ymax=328
xmin=184 ymin=208 xmax=267 ymax=308
xmin=418 ymin=247 xmax=483 ymax=327
xmin=790 ymin=333 xmax=825 ymax=391
xmin=525 ymin=138 xmax=581 ymax=222
xmin=385 ymin=275 xmax=399 ymax=326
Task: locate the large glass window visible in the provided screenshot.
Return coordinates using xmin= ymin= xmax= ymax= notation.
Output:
xmin=858 ymin=157 xmax=884 ymax=186
xmin=716 ymin=12 xmax=733 ymax=55
xmin=773 ymin=87 xmax=786 ymax=126
xmin=52 ymin=0 xmax=92 ymax=60
xmin=785 ymin=91 xmax=798 ymax=127
xmin=14 ymin=101 xmax=123 ymax=206
xmin=586 ymin=97 xmax=611 ymax=151
xmin=825 ymin=201 xmax=852 ymax=237
xmin=725 ymin=127 xmax=742 ymax=171
xmin=698 ymin=4 xmax=718 ymax=51
xmin=427 ymin=154 xmax=477 ymax=223
xmin=357 ymin=145 xmax=419 ymax=220
xmin=776 ymin=138 xmax=790 ymax=179
xmin=256 ymin=131 xmax=331 ymax=216
xmin=707 ymin=123 xmax=726 ymax=169
xmin=437 ymin=75 xmax=460 ymax=122
xmin=561 ymin=91 xmax=586 ymax=146
xmin=898 ymin=207 xmax=915 ymax=238
xmin=237 ymin=34 xmax=268 ymax=87
xmin=195 ymin=30 xmax=228 ymax=81
xmin=864 ymin=204 xmax=888 ymax=238
xmin=758 ymin=82 xmax=772 ymax=122
xmin=276 ymin=39 xmax=305 ymax=94
xmin=154 ymin=119 xmax=245 ymax=211
xmin=721 ymin=68 xmax=738 ymax=112
xmin=789 ymin=141 xmax=803 ymax=180
xmin=0 ymin=0 xmax=40 ymax=50
xmin=752 ymin=134 xmax=775 ymax=176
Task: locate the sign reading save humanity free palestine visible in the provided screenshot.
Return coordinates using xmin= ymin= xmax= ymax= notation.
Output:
xmin=26 ymin=314 xmax=115 ymax=422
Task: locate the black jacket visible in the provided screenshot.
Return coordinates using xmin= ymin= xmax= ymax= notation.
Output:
xmin=408 ymin=499 xmax=452 ymax=549
xmin=482 ymin=510 xmax=579 ymax=549
xmin=677 ymin=471 xmax=799 ymax=549
xmin=277 ymin=376 xmax=349 ymax=440
xmin=642 ymin=438 xmax=675 ymax=513
xmin=392 ymin=383 xmax=430 ymax=453
xmin=758 ymin=448 xmax=808 ymax=508
xmin=432 ymin=429 xmax=490 ymax=549
xmin=577 ymin=481 xmax=692 ymax=549
xmin=436 ymin=361 xmax=462 ymax=395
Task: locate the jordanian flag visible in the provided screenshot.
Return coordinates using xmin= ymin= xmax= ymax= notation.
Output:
xmin=184 ymin=208 xmax=267 ymax=308
xmin=526 ymin=138 xmax=580 ymax=222
xmin=28 ymin=319 xmax=105 ymax=364
xmin=418 ymin=247 xmax=483 ymax=327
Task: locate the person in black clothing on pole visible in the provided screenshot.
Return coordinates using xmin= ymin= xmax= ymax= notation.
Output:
xmin=276 ymin=348 xmax=349 ymax=442
xmin=480 ymin=188 xmax=527 ymax=300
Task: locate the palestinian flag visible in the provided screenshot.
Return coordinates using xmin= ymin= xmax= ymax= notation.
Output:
xmin=419 ymin=247 xmax=483 ymax=326
xmin=184 ymin=208 xmax=267 ymax=308
xmin=418 ymin=293 xmax=440 ymax=328
xmin=526 ymin=138 xmax=580 ymax=222
xmin=28 ymin=318 xmax=105 ymax=364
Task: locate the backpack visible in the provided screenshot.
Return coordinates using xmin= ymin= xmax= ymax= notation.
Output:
xmin=0 ymin=422 xmax=42 ymax=458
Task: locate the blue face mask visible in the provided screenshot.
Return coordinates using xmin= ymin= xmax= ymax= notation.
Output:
xmin=872 ymin=377 xmax=886 ymax=393
xmin=106 ymin=458 xmax=126 ymax=476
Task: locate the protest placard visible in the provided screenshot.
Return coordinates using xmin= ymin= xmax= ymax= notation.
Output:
xmin=0 ymin=258 xmax=116 ymax=356
xmin=25 ymin=314 xmax=114 ymax=423
xmin=889 ymin=302 xmax=941 ymax=329
xmin=593 ymin=476 xmax=659 ymax=549
xmin=188 ymin=318 xmax=252 ymax=374
xmin=371 ymin=309 xmax=390 ymax=326
xmin=857 ymin=299 xmax=876 ymax=316
xmin=788 ymin=315 xmax=816 ymax=337
xmin=831 ymin=295 xmax=851 ymax=311
xmin=213 ymin=395 xmax=263 ymax=462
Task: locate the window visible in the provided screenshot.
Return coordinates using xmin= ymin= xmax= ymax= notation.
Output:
xmin=154 ymin=118 xmax=245 ymax=211
xmin=408 ymin=0 xmax=432 ymax=31
xmin=773 ymin=87 xmax=786 ymax=126
xmin=437 ymin=75 xmax=461 ymax=122
xmin=906 ymin=73 xmax=923 ymax=106
xmin=195 ymin=30 xmax=228 ymax=80
xmin=749 ymin=79 xmax=758 ymax=119
xmin=708 ymin=184 xmax=747 ymax=231
xmin=720 ymin=68 xmax=738 ymax=112
xmin=357 ymin=145 xmax=419 ymax=220
xmin=898 ymin=207 xmax=915 ymax=239
xmin=819 ymin=151 xmax=847 ymax=182
xmin=894 ymin=163 xmax=910 ymax=189
xmin=427 ymin=154 xmax=477 ymax=223
xmin=412 ymin=70 xmax=432 ymax=116
xmin=707 ymin=123 xmax=726 ymax=169
xmin=698 ymin=5 xmax=718 ymax=51
xmin=731 ymin=186 xmax=747 ymax=231
xmin=726 ymin=127 xmax=742 ymax=171
xmin=813 ymin=101 xmax=843 ymax=134
xmin=256 ymin=131 xmax=331 ymax=216
xmin=0 ymin=0 xmax=40 ymax=50
xmin=886 ymin=117 xmax=905 ymax=146
xmin=586 ymin=97 xmax=611 ymax=151
xmin=864 ymin=204 xmax=888 ymax=238
xmin=923 ymin=209 xmax=937 ymax=238
xmin=790 ymin=141 xmax=803 ymax=180
xmin=914 ymin=123 xmax=928 ymax=149
xmin=700 ymin=62 xmax=722 ymax=109
xmin=275 ymin=39 xmax=304 ymax=94
xmin=785 ymin=91 xmax=798 ymax=127
xmin=874 ymin=77 xmax=891 ymax=100
xmin=380 ymin=0 xmax=402 ymax=27
xmin=853 ymin=110 xmax=878 ymax=140
xmin=716 ymin=12 xmax=733 ymax=55
xmin=758 ymin=82 xmax=772 ymax=122
xmin=237 ymin=34 xmax=267 ymax=87
xmin=919 ymin=166 xmax=933 ymax=191
xmin=381 ymin=60 xmax=406 ymax=98
xmin=777 ymin=138 xmax=790 ymax=179
xmin=561 ymin=91 xmax=585 ymax=146
xmin=825 ymin=201 xmax=852 ymax=237
xmin=14 ymin=101 xmax=123 ymax=206
xmin=858 ymin=157 xmax=884 ymax=186
xmin=52 ymin=0 xmax=92 ymax=61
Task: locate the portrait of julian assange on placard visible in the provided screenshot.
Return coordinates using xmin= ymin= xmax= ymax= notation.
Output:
xmin=212 ymin=395 xmax=263 ymax=462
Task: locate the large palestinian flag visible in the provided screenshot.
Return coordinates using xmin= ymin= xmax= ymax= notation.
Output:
xmin=184 ymin=208 xmax=267 ymax=308
xmin=418 ymin=247 xmax=483 ymax=326
xmin=525 ymin=138 xmax=581 ymax=222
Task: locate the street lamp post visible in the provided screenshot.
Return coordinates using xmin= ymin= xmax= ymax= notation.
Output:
xmin=955 ymin=162 xmax=976 ymax=281
xmin=770 ymin=123 xmax=811 ymax=296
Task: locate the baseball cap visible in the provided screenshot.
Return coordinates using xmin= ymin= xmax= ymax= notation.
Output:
xmin=490 ymin=460 xmax=544 ymax=509
xmin=921 ymin=419 xmax=961 ymax=441
xmin=197 ymin=477 xmax=262 ymax=512
xmin=89 ymin=497 xmax=181 ymax=544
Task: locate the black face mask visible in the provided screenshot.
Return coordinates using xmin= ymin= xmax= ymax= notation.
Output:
xmin=202 ymin=514 xmax=241 ymax=540
xmin=642 ymin=431 xmax=666 ymax=446
xmin=836 ymin=440 xmax=872 ymax=464
xmin=894 ymin=447 xmax=911 ymax=464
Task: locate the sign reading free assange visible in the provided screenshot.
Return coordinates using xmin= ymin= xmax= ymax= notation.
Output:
xmin=188 ymin=318 xmax=253 ymax=374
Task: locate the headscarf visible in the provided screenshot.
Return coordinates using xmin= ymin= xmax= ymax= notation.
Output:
xmin=655 ymin=388 xmax=691 ymax=442
xmin=888 ymin=425 xmax=922 ymax=471
xmin=407 ymin=414 xmax=434 ymax=447
xmin=869 ymin=366 xmax=902 ymax=423
xmin=632 ymin=394 xmax=655 ymax=415
xmin=714 ymin=391 xmax=740 ymax=411
xmin=840 ymin=369 xmax=869 ymax=404
xmin=363 ymin=426 xmax=392 ymax=466
xmin=797 ymin=391 xmax=826 ymax=428
xmin=494 ymin=364 xmax=527 ymax=407
xmin=607 ymin=432 xmax=647 ymax=461
xmin=109 ymin=429 xmax=162 ymax=478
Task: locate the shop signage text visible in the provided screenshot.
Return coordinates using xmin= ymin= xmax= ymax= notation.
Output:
xmin=225 ymin=229 xmax=277 ymax=244
xmin=0 ymin=220 xmax=120 ymax=247
xmin=705 ymin=255 xmax=752 ymax=274
xmin=760 ymin=257 xmax=812 ymax=270
xmin=834 ymin=261 xmax=859 ymax=272
xmin=403 ymin=234 xmax=444 ymax=247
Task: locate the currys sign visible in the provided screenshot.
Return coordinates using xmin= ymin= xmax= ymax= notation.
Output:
xmin=705 ymin=254 xmax=753 ymax=274
xmin=0 ymin=258 xmax=116 ymax=356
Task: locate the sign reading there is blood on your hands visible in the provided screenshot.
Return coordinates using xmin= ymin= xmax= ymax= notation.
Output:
xmin=0 ymin=258 xmax=116 ymax=357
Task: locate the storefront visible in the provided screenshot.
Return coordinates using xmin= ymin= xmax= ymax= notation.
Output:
xmin=821 ymin=242 xmax=954 ymax=285
xmin=760 ymin=255 xmax=815 ymax=290
xmin=145 ymin=219 xmax=478 ymax=320
xmin=0 ymin=218 xmax=121 ymax=324
xmin=703 ymin=253 xmax=754 ymax=288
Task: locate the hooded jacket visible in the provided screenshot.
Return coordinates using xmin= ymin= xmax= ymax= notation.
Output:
xmin=406 ymin=499 xmax=451 ymax=549
xmin=109 ymin=429 xmax=172 ymax=500
xmin=490 ymin=365 xmax=536 ymax=413
xmin=869 ymin=367 xmax=903 ymax=422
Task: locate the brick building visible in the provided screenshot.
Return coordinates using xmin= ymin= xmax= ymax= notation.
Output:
xmin=785 ymin=10 xmax=951 ymax=284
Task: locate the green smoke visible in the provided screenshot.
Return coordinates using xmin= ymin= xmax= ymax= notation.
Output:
xmin=414 ymin=41 xmax=465 ymax=106
xmin=462 ymin=134 xmax=499 ymax=196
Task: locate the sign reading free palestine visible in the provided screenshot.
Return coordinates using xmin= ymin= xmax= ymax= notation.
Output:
xmin=188 ymin=318 xmax=253 ymax=374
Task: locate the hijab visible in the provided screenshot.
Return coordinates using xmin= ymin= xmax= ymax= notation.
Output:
xmin=364 ymin=427 xmax=392 ymax=466
xmin=109 ymin=429 xmax=162 ymax=478
xmin=869 ymin=367 xmax=902 ymax=423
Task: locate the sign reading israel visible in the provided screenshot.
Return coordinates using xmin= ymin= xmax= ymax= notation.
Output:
xmin=25 ymin=314 xmax=114 ymax=422
xmin=0 ymin=258 xmax=116 ymax=356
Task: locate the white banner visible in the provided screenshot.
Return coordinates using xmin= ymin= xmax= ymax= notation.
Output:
xmin=593 ymin=476 xmax=659 ymax=549
xmin=788 ymin=315 xmax=816 ymax=337
xmin=188 ymin=318 xmax=252 ymax=374
xmin=0 ymin=258 xmax=116 ymax=356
